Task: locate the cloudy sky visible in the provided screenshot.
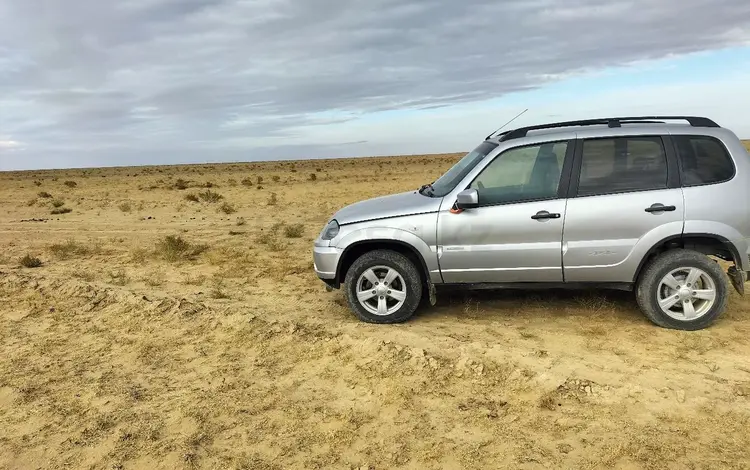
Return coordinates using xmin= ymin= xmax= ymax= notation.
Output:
xmin=1 ymin=0 xmax=750 ymax=170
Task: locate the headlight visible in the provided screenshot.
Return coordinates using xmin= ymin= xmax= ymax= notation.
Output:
xmin=320 ymin=219 xmax=340 ymax=240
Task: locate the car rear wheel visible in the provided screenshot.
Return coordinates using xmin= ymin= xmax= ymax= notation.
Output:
xmin=636 ymin=249 xmax=729 ymax=330
xmin=344 ymin=249 xmax=423 ymax=323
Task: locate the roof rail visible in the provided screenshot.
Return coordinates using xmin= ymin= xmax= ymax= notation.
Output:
xmin=496 ymin=116 xmax=720 ymax=141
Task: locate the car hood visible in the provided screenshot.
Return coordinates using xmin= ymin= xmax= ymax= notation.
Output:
xmin=333 ymin=190 xmax=444 ymax=225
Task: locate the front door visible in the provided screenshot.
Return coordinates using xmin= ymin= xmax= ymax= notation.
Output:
xmin=562 ymin=135 xmax=685 ymax=282
xmin=437 ymin=140 xmax=572 ymax=283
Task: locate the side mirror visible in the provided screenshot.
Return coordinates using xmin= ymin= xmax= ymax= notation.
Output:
xmin=456 ymin=189 xmax=479 ymax=210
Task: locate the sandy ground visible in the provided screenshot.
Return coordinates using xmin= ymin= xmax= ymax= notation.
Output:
xmin=2 ymin=144 xmax=750 ymax=469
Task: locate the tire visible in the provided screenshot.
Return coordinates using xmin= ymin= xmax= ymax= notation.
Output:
xmin=636 ymin=249 xmax=729 ymax=330
xmin=344 ymin=249 xmax=423 ymax=324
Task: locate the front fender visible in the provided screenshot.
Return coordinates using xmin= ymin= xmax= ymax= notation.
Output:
xmin=335 ymin=215 xmax=441 ymax=283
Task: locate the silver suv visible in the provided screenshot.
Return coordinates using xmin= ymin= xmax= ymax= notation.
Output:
xmin=313 ymin=116 xmax=749 ymax=330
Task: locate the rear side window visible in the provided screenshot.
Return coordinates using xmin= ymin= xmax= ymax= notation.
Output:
xmin=577 ymin=136 xmax=668 ymax=197
xmin=673 ymin=136 xmax=735 ymax=186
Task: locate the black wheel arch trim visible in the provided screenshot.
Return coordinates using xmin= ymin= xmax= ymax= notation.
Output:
xmin=633 ymin=233 xmax=743 ymax=283
xmin=335 ymin=239 xmax=431 ymax=288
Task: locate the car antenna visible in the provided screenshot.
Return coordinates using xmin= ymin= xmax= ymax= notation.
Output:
xmin=485 ymin=108 xmax=528 ymax=140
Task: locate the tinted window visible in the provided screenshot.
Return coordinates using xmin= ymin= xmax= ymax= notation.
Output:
xmin=469 ymin=141 xmax=567 ymax=205
xmin=577 ymin=136 xmax=667 ymax=196
xmin=673 ymin=136 xmax=734 ymax=186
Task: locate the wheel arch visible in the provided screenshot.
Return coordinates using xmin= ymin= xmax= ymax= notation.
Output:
xmin=335 ymin=239 xmax=430 ymax=289
xmin=633 ymin=233 xmax=743 ymax=285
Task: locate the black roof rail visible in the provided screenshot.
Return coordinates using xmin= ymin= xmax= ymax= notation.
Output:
xmin=496 ymin=116 xmax=720 ymax=141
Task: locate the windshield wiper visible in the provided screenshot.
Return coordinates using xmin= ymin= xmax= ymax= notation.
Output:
xmin=418 ymin=183 xmax=434 ymax=196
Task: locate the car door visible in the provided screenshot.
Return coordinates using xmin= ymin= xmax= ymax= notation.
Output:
xmin=562 ymin=135 xmax=684 ymax=282
xmin=437 ymin=140 xmax=574 ymax=283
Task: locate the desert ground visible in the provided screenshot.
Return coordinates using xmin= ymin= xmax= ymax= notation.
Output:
xmin=2 ymin=142 xmax=750 ymax=470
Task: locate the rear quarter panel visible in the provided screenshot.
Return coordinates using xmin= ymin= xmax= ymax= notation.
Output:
xmin=675 ymin=129 xmax=750 ymax=271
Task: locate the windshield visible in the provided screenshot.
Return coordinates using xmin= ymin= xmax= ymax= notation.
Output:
xmin=427 ymin=141 xmax=498 ymax=197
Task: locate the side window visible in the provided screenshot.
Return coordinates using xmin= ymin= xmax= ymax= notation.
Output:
xmin=577 ymin=136 xmax=667 ymax=197
xmin=673 ymin=135 xmax=735 ymax=186
xmin=469 ymin=141 xmax=566 ymax=205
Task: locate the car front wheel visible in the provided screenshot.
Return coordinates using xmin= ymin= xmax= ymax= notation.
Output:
xmin=344 ymin=249 xmax=423 ymax=323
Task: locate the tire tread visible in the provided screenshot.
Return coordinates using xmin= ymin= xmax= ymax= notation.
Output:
xmin=636 ymin=249 xmax=728 ymax=330
xmin=343 ymin=249 xmax=422 ymax=324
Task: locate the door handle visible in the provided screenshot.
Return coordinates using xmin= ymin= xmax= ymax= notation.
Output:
xmin=531 ymin=211 xmax=561 ymax=220
xmin=645 ymin=204 xmax=676 ymax=213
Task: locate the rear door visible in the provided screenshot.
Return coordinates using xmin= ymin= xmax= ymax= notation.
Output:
xmin=562 ymin=135 xmax=684 ymax=282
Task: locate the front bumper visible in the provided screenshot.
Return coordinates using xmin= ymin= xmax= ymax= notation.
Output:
xmin=313 ymin=244 xmax=341 ymax=282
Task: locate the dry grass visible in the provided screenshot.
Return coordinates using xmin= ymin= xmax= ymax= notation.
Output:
xmin=19 ymin=254 xmax=42 ymax=268
xmin=49 ymin=239 xmax=94 ymax=259
xmin=2 ymin=152 xmax=750 ymax=469
xmin=51 ymin=207 xmax=73 ymax=214
xmin=283 ymin=223 xmax=305 ymax=238
xmin=155 ymin=235 xmax=209 ymax=262
xmin=108 ymin=268 xmax=129 ymax=286
xmin=198 ymin=190 xmax=223 ymax=203
xmin=218 ymin=202 xmax=236 ymax=214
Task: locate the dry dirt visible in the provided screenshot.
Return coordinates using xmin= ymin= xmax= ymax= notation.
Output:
xmin=2 ymin=144 xmax=750 ymax=469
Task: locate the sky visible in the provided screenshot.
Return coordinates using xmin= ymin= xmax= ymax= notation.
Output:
xmin=1 ymin=0 xmax=750 ymax=171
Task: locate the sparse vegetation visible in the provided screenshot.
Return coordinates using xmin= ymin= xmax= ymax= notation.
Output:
xmin=256 ymin=224 xmax=287 ymax=251
xmin=184 ymin=193 xmax=200 ymax=203
xmin=183 ymin=274 xmax=206 ymax=285
xmin=155 ymin=235 xmax=208 ymax=262
xmin=267 ymin=192 xmax=278 ymax=206
xmin=38 ymin=191 xmax=53 ymax=198
xmin=210 ymin=277 xmax=230 ymax=299
xmin=19 ymin=254 xmax=43 ymax=268
xmin=241 ymin=177 xmax=254 ymax=187
xmin=63 ymin=180 xmax=77 ymax=188
xmin=131 ymin=247 xmax=149 ymax=263
xmin=257 ymin=176 xmax=263 ymax=185
xmin=174 ymin=179 xmax=190 ymax=190
xmin=70 ymin=269 xmax=96 ymax=282
xmin=284 ymin=223 xmax=304 ymax=238
xmin=108 ymin=269 xmax=129 ymax=286
xmin=198 ymin=190 xmax=223 ymax=203
xmin=51 ymin=207 xmax=73 ymax=215
xmin=3 ymin=152 xmax=750 ymax=470
xmin=218 ymin=202 xmax=236 ymax=214
xmin=118 ymin=202 xmax=132 ymax=212
xmin=49 ymin=239 xmax=93 ymax=259
xmin=143 ymin=271 xmax=166 ymax=287
xmin=308 ymin=173 xmax=317 ymax=181
xmin=51 ymin=199 xmax=65 ymax=208
xmin=272 ymin=175 xmax=280 ymax=182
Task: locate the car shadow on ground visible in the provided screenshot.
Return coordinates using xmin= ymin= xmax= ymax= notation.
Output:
xmin=417 ymin=286 xmax=647 ymax=325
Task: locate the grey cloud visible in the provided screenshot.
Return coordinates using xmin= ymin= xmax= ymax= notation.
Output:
xmin=1 ymin=0 xmax=749 ymax=169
